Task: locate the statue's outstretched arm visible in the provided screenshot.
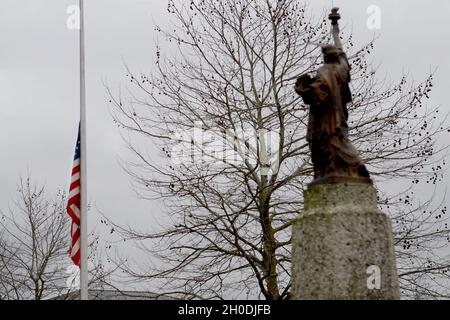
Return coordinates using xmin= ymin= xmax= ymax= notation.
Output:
xmin=329 ymin=8 xmax=343 ymax=50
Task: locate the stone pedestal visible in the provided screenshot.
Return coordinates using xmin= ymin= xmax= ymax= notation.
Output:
xmin=291 ymin=183 xmax=400 ymax=300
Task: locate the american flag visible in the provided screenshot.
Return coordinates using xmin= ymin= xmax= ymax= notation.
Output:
xmin=67 ymin=128 xmax=81 ymax=266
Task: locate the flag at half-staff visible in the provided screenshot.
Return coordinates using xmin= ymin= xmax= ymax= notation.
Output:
xmin=67 ymin=127 xmax=81 ymax=266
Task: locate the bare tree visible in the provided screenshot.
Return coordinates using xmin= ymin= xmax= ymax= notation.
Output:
xmin=108 ymin=0 xmax=450 ymax=299
xmin=0 ymin=176 xmax=110 ymax=300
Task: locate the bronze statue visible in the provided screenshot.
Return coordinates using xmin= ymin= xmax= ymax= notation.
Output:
xmin=295 ymin=8 xmax=371 ymax=185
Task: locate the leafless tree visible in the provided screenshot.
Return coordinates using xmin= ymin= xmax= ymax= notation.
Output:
xmin=108 ymin=0 xmax=450 ymax=299
xmin=0 ymin=176 xmax=111 ymax=300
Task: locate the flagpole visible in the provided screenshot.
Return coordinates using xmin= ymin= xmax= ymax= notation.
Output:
xmin=79 ymin=0 xmax=89 ymax=301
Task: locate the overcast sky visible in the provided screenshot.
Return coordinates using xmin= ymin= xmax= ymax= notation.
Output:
xmin=1 ymin=0 xmax=449 ymax=276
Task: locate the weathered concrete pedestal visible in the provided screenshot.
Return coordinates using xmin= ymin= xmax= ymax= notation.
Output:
xmin=292 ymin=182 xmax=400 ymax=300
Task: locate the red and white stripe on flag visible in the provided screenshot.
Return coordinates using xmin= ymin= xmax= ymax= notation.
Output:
xmin=67 ymin=129 xmax=81 ymax=266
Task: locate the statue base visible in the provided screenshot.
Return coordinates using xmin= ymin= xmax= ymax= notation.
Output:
xmin=291 ymin=182 xmax=400 ymax=300
xmin=309 ymin=175 xmax=373 ymax=187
